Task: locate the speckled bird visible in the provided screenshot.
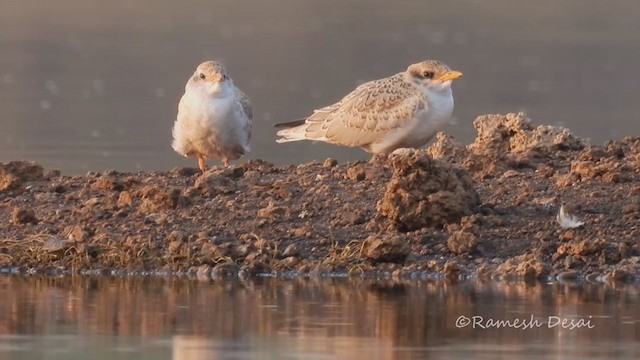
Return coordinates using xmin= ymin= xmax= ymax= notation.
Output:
xmin=275 ymin=60 xmax=462 ymax=154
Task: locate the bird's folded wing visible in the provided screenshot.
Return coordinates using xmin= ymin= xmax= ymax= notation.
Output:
xmin=233 ymin=89 xmax=252 ymax=146
xmin=303 ymin=78 xmax=424 ymax=147
xmin=236 ymin=89 xmax=253 ymax=120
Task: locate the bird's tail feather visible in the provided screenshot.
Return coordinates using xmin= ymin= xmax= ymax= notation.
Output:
xmin=276 ymin=124 xmax=309 ymax=143
xmin=274 ymin=119 xmax=306 ymax=128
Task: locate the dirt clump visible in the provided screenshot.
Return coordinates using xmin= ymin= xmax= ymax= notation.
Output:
xmin=461 ymin=113 xmax=586 ymax=179
xmin=446 ymin=221 xmax=480 ymax=255
xmin=362 ymin=235 xmax=410 ymax=264
xmin=188 ymin=167 xmax=243 ymax=196
xmin=377 ymin=149 xmax=480 ymax=230
xmin=137 ymin=186 xmax=181 ymax=213
xmin=11 ymin=207 xmax=39 ymax=225
xmin=0 ymin=161 xmax=44 ymax=191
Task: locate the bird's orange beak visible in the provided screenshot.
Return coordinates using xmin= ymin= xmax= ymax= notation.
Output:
xmin=437 ymin=70 xmax=463 ymax=82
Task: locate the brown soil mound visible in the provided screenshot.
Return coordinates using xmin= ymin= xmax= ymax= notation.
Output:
xmin=1 ymin=113 xmax=639 ymax=282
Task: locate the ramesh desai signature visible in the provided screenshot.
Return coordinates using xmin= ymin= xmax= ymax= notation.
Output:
xmin=455 ymin=315 xmax=595 ymax=330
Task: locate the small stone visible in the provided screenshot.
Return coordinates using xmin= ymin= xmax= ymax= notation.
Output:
xmin=167 ymin=240 xmax=184 ymax=256
xmin=362 ymin=235 xmax=410 ymax=264
xmin=257 ymin=201 xmax=288 ymax=219
xmin=171 ymin=167 xmax=201 ymax=177
xmin=558 ymin=231 xmax=575 ymax=242
xmin=274 ymin=186 xmax=293 ymax=200
xmin=556 ymin=240 xmax=605 ymax=257
xmin=570 ymin=161 xmax=604 ymax=180
xmin=117 ymin=191 xmax=133 ymax=207
xmin=501 ymin=170 xmax=519 ymax=178
xmin=447 ymin=226 xmax=479 ymax=254
xmin=239 ymin=262 xmax=268 ymax=277
xmin=323 ymin=158 xmax=338 ymax=169
xmin=609 ymin=269 xmax=633 ymax=282
xmin=200 ymin=242 xmax=224 ymax=261
xmin=190 ymin=169 xmax=239 ymax=196
xmin=0 ymin=172 xmax=19 ymax=191
xmin=212 ymin=262 xmax=240 ymax=278
xmin=282 ymin=256 xmax=299 ymax=267
xmin=622 ymin=203 xmax=640 ymax=214
xmin=443 ymin=260 xmax=463 ymax=279
xmin=195 ymin=265 xmax=212 ymax=279
xmin=347 ymin=211 xmax=367 ymax=225
xmin=282 ymin=243 xmax=299 ymax=257
xmin=91 ymin=176 xmax=124 ymax=191
xmin=11 ymin=207 xmax=38 ymax=225
xmin=515 ymin=258 xmax=551 ymax=280
xmin=555 ymin=173 xmax=576 ymax=187
xmin=293 ymin=227 xmax=311 ymax=237
xmin=67 ymin=226 xmax=90 ymax=243
xmin=44 ymin=169 xmax=61 ymax=179
xmin=50 ymin=184 xmax=67 ymax=193
xmin=536 ymin=164 xmax=555 ymax=178
xmin=346 ymin=165 xmax=366 ymax=181
xmin=139 ymin=186 xmax=180 ymax=212
xmin=41 ymin=237 xmax=68 ymax=253
xmin=602 ymin=172 xmax=626 ymax=184
xmin=167 ymin=231 xmax=186 ymax=243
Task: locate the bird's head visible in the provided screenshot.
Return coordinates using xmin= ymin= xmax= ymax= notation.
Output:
xmin=406 ymin=60 xmax=462 ymax=92
xmin=194 ymin=61 xmax=228 ymax=83
xmin=188 ymin=61 xmax=232 ymax=95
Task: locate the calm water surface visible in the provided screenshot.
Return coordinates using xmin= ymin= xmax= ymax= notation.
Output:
xmin=1 ymin=0 xmax=639 ymax=174
xmin=0 ymin=276 xmax=638 ymax=359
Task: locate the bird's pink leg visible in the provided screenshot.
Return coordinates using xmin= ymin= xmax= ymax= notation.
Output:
xmin=198 ymin=156 xmax=207 ymax=173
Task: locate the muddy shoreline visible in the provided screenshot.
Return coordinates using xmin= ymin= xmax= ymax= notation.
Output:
xmin=1 ymin=113 xmax=639 ymax=282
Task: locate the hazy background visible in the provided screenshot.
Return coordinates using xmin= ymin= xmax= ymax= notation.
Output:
xmin=1 ymin=0 xmax=639 ymax=174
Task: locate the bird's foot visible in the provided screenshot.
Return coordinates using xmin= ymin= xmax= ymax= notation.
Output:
xmin=198 ymin=156 xmax=207 ymax=173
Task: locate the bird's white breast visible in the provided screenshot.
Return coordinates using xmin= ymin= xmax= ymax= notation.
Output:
xmin=181 ymin=83 xmax=237 ymax=130
xmin=389 ymin=87 xmax=453 ymax=150
xmin=423 ymin=86 xmax=454 ymax=122
xmin=173 ymin=80 xmax=248 ymax=158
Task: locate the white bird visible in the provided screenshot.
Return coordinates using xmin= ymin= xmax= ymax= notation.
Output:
xmin=172 ymin=61 xmax=252 ymax=172
xmin=275 ymin=60 xmax=462 ymax=154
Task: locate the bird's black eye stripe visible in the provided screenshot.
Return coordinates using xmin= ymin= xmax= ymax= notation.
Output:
xmin=199 ymin=73 xmax=206 ymax=79
xmin=423 ymin=71 xmax=435 ymax=79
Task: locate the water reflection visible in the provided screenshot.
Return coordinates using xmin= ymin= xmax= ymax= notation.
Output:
xmin=0 ymin=276 xmax=638 ymax=359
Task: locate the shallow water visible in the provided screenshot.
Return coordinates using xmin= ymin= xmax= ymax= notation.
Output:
xmin=0 ymin=276 xmax=638 ymax=359
xmin=1 ymin=0 xmax=639 ymax=174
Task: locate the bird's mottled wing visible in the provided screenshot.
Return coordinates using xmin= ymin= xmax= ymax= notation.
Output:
xmin=237 ymin=89 xmax=253 ymax=120
xmin=234 ymin=87 xmax=253 ymax=145
xmin=302 ymin=75 xmax=424 ymax=147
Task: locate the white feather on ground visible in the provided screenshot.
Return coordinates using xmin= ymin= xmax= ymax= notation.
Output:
xmin=556 ymin=205 xmax=584 ymax=229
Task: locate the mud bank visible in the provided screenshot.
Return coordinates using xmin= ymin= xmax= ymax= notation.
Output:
xmin=1 ymin=113 xmax=639 ymax=282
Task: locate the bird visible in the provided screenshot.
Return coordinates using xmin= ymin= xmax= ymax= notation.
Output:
xmin=275 ymin=60 xmax=462 ymax=155
xmin=172 ymin=60 xmax=252 ymax=172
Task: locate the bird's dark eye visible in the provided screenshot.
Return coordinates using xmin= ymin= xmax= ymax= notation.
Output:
xmin=199 ymin=73 xmax=206 ymax=80
xmin=423 ymin=71 xmax=435 ymax=79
